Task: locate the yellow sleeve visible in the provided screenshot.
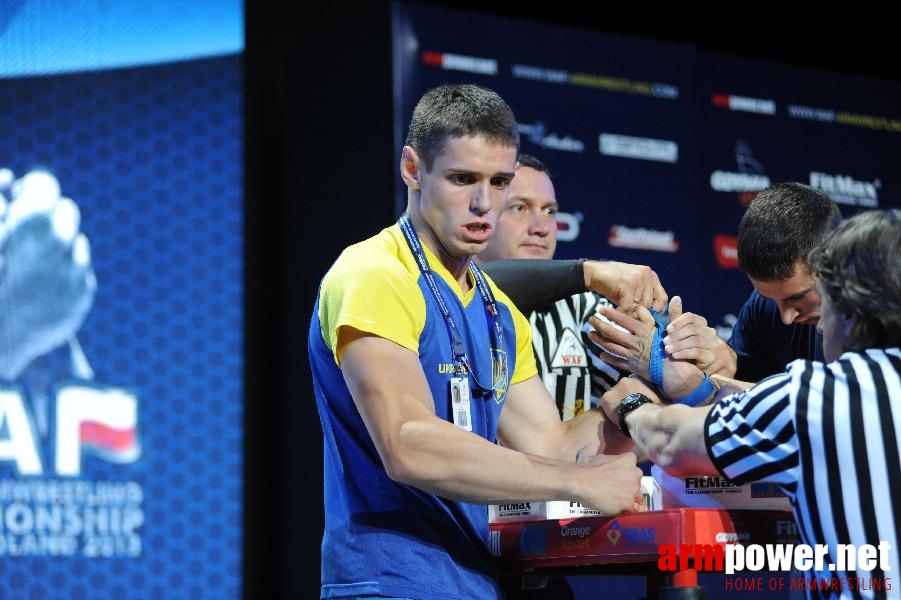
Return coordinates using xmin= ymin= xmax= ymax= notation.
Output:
xmin=317 ymin=247 xmax=426 ymax=365
xmin=493 ymin=285 xmax=538 ymax=386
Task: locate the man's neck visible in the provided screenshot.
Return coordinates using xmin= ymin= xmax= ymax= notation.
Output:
xmin=406 ymin=215 xmax=472 ymax=293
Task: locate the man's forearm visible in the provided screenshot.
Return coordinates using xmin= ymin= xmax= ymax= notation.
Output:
xmin=391 ymin=414 xmax=628 ymax=511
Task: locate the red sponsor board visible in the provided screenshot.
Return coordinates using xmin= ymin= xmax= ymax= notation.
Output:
xmin=421 ymin=51 xmax=443 ymax=66
xmin=491 ymin=508 xmax=797 ymax=570
xmin=714 ymin=234 xmax=739 ymax=269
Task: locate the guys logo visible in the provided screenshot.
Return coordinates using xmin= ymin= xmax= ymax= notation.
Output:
xmin=709 ymin=139 xmax=770 ymax=206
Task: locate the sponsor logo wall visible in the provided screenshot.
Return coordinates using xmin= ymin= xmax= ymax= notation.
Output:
xmin=393 ymin=3 xmax=901 ymax=336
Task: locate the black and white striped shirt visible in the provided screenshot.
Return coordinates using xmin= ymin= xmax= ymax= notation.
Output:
xmin=529 ymin=291 xmax=624 ymax=421
xmin=706 ymin=348 xmax=901 ymax=598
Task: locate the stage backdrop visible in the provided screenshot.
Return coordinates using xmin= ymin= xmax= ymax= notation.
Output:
xmin=0 ymin=2 xmax=244 ymax=598
xmin=392 ymin=2 xmax=901 ymax=336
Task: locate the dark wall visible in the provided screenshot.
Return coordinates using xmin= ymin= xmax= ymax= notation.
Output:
xmin=244 ymin=4 xmax=901 ymax=598
xmin=245 ymin=2 xmax=395 ymax=598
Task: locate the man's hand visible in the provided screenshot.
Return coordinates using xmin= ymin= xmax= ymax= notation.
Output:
xmin=589 ymin=304 xmax=708 ymax=401
xmin=583 ymin=260 xmax=667 ymax=315
xmin=707 ymin=338 xmax=738 ymax=377
xmin=573 ymin=451 xmax=645 ymax=514
xmin=601 ymin=377 xmax=716 ymax=476
xmin=662 ymin=296 xmax=718 ymax=372
xmin=0 ymin=170 xmax=96 ymax=381
xmin=587 ymin=306 xmax=655 ymax=379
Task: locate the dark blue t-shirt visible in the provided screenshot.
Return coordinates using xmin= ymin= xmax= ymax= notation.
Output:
xmin=728 ymin=290 xmax=824 ymax=382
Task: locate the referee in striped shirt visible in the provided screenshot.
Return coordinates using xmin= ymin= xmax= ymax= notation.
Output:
xmin=478 ymin=154 xmax=716 ymax=421
xmin=601 ymin=209 xmax=901 ymax=598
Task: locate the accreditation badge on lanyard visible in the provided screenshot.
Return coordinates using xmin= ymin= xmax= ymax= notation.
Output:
xmin=449 ymin=377 xmax=472 ymax=431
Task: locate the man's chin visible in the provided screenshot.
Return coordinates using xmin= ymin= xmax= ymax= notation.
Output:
xmin=516 ymin=248 xmax=552 ymax=260
xmin=462 ymin=240 xmax=491 ymax=257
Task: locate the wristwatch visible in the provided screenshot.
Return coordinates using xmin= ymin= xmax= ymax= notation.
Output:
xmin=615 ymin=392 xmax=654 ymax=438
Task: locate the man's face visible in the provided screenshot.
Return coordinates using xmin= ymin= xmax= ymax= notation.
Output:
xmin=413 ymin=135 xmax=517 ymax=262
xmin=816 ymin=280 xmax=850 ymax=362
xmin=748 ymin=261 xmax=822 ymax=326
xmin=476 ymin=165 xmax=558 ymax=262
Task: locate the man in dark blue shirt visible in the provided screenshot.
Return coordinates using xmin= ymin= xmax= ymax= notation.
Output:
xmin=725 ymin=182 xmax=841 ymax=381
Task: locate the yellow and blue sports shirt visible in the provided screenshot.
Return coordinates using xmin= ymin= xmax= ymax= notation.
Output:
xmin=309 ymin=223 xmax=536 ymax=600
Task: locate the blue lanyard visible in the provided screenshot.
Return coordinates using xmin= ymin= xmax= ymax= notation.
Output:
xmin=398 ymin=214 xmax=507 ymax=399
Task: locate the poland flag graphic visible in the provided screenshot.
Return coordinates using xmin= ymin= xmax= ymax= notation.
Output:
xmin=55 ymin=385 xmax=140 ymax=476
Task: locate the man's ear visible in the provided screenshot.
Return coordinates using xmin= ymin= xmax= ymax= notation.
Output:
xmin=842 ymin=311 xmax=856 ymax=336
xmin=399 ymin=145 xmax=422 ymax=191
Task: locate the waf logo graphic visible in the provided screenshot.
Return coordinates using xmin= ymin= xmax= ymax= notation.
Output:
xmin=0 ymin=384 xmax=140 ymax=476
xmin=550 ymin=328 xmax=587 ymax=369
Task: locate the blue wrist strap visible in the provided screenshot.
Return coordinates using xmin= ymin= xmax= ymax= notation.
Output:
xmin=648 ymin=308 xmax=668 ymax=387
xmin=648 ymin=307 xmax=714 ymax=407
xmin=674 ymin=373 xmax=715 ymax=407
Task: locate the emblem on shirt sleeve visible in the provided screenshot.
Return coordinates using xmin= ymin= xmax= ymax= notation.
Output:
xmin=550 ymin=328 xmax=588 ymax=369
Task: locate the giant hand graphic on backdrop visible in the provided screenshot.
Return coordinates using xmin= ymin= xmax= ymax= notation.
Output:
xmin=0 ymin=168 xmax=96 ymax=382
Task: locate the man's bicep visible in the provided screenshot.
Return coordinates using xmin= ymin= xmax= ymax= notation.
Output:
xmin=497 ymin=375 xmax=564 ymax=456
xmin=338 ymin=327 xmax=436 ymax=461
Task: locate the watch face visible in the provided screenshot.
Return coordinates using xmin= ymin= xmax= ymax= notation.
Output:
xmin=620 ymin=392 xmax=650 ymax=410
xmin=616 ymin=392 xmax=653 ymax=438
